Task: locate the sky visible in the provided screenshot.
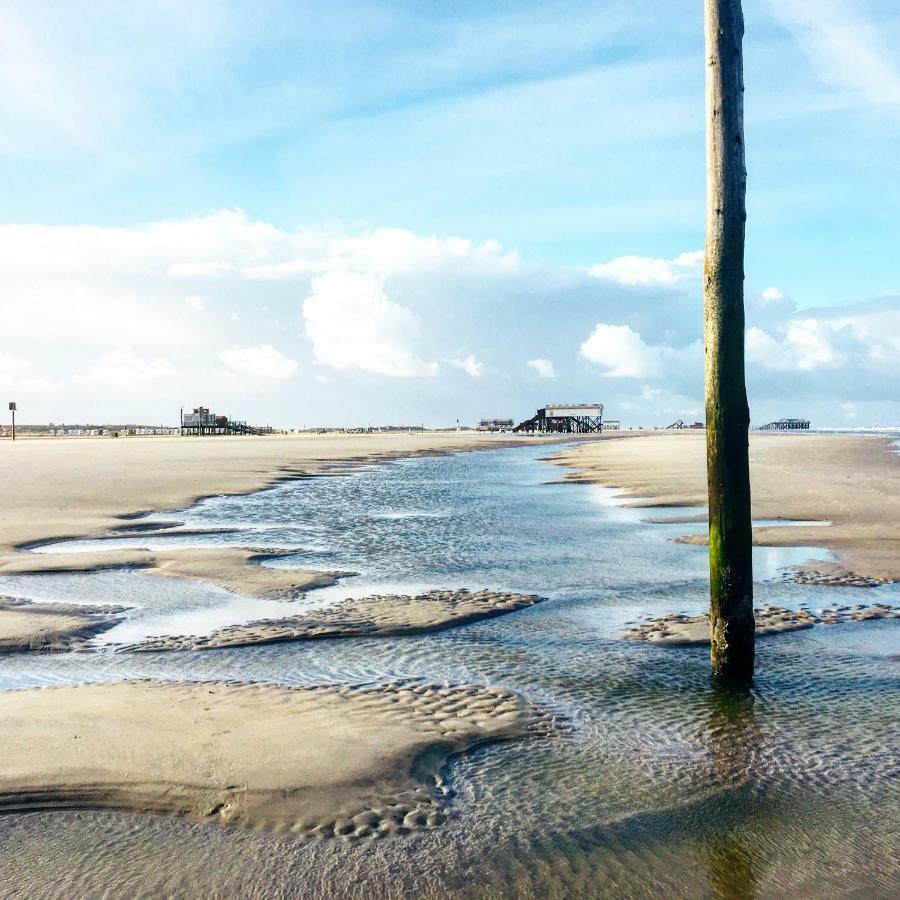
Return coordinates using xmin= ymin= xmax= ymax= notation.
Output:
xmin=1 ymin=0 xmax=899 ymax=429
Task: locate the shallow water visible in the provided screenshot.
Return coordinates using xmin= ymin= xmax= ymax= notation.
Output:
xmin=1 ymin=445 xmax=898 ymax=899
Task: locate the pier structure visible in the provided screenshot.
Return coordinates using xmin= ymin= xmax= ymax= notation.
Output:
xmin=758 ymin=418 xmax=810 ymax=431
xmin=180 ymin=406 xmax=273 ymax=436
xmin=666 ymin=420 xmax=704 ymax=430
xmin=478 ymin=418 xmax=514 ymax=432
xmin=514 ymin=403 xmax=604 ymax=434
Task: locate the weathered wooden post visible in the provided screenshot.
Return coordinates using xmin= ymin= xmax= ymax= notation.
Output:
xmin=704 ymin=0 xmax=754 ymax=683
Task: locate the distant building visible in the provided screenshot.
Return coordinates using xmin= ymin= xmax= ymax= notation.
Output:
xmin=603 ymin=419 xmax=621 ymax=430
xmin=180 ymin=406 xmax=273 ymax=436
xmin=665 ymin=419 xmax=704 ymax=430
xmin=182 ymin=407 xmax=216 ymax=429
xmin=514 ymin=403 xmax=603 ymax=434
xmin=757 ymin=418 xmax=810 ymax=431
xmin=478 ymin=418 xmax=514 ymax=432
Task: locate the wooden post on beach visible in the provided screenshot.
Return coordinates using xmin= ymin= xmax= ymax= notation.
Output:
xmin=704 ymin=0 xmax=754 ymax=683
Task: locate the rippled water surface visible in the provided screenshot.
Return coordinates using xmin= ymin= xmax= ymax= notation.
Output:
xmin=1 ymin=445 xmax=898 ymax=899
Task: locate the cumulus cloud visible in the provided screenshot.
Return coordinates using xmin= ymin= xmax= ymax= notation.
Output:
xmin=302 ymin=271 xmax=439 ymax=377
xmin=73 ymin=348 xmax=176 ymax=388
xmin=219 ymin=344 xmax=298 ymax=379
xmin=527 ymin=358 xmax=555 ymax=378
xmin=1 ymin=212 xmax=898 ymax=427
xmin=579 ymin=324 xmax=664 ymax=378
xmin=184 ymin=295 xmax=207 ymax=311
xmin=588 ymin=250 xmax=703 ymax=286
xmin=747 ymin=302 xmax=899 ymax=374
xmin=450 ymin=355 xmax=484 ymax=377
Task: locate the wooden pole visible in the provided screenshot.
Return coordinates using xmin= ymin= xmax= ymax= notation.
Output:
xmin=704 ymin=0 xmax=754 ymax=683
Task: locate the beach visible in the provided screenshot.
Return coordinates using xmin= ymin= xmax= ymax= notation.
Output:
xmin=0 ymin=432 xmax=565 ymax=837
xmin=0 ymin=680 xmax=544 ymax=836
xmin=552 ymin=431 xmax=900 ymax=584
xmin=0 ymin=432 xmax=572 ymax=596
xmin=0 ymin=432 xmax=543 ymax=552
xmin=0 ymin=431 xmax=897 ymax=897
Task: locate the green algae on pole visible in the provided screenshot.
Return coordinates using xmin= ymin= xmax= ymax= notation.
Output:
xmin=704 ymin=0 xmax=754 ymax=683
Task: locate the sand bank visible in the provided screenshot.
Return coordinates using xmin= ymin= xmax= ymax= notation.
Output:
xmin=552 ymin=432 xmax=900 ymax=583
xmin=623 ymin=602 xmax=899 ymax=646
xmin=0 ymin=547 xmax=342 ymax=601
xmin=0 ymin=680 xmax=546 ymax=836
xmin=122 ymin=589 xmax=544 ymax=652
xmin=0 ymin=597 xmax=123 ymax=652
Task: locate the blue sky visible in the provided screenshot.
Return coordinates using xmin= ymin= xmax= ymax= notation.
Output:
xmin=2 ymin=0 xmax=899 ymax=428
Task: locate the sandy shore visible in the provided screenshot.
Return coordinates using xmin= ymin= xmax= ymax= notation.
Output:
xmin=0 ymin=434 xmax=566 ymax=836
xmin=0 ymin=432 xmax=568 ymax=602
xmin=0 ymin=597 xmax=123 ymax=652
xmin=552 ymin=432 xmax=900 ymax=584
xmin=122 ymin=589 xmax=545 ymax=652
xmin=0 ymin=432 xmax=551 ymax=552
xmin=0 ymin=680 xmax=547 ymax=836
xmin=624 ymin=602 xmax=900 ymax=646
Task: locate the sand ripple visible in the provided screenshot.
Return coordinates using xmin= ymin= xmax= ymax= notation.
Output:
xmin=0 ymin=679 xmax=549 ymax=838
xmin=119 ymin=589 xmax=544 ymax=652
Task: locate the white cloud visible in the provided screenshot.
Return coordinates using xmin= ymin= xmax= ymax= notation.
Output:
xmin=747 ymin=326 xmax=784 ymax=365
xmin=73 ymin=347 xmax=176 ymax=388
xmin=219 ymin=344 xmax=298 ymax=380
xmin=784 ymin=318 xmax=841 ymax=370
xmin=589 ymin=250 xmax=703 ymax=287
xmin=748 ymin=319 xmax=843 ymax=371
xmin=747 ymin=302 xmax=900 ymax=374
xmin=0 ymin=354 xmax=54 ymax=390
xmin=527 ymin=358 xmax=555 ymax=378
xmin=579 ymin=324 xmax=663 ymax=378
xmin=0 ymin=355 xmax=32 ymax=386
xmin=184 ymin=295 xmax=207 ymax=311
xmin=450 ymin=355 xmax=484 ymax=377
xmin=1 ymin=213 xmax=897 ymax=426
xmin=302 ymin=271 xmax=439 ymax=377
xmin=771 ymin=0 xmax=900 ymax=106
xmin=3 ymin=283 xmax=179 ymax=346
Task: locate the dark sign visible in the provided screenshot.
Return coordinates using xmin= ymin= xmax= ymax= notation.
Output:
xmin=8 ymin=402 xmax=15 ymax=411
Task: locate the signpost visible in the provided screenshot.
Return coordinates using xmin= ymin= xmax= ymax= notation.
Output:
xmin=8 ymin=402 xmax=15 ymax=441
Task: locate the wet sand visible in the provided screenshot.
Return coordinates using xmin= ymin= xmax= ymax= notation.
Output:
xmin=0 ymin=432 xmax=562 ymax=602
xmin=0 ymin=433 xmax=563 ymax=838
xmin=552 ymin=432 xmax=900 ymax=584
xmin=624 ymin=602 xmax=900 ymax=646
xmin=0 ymin=597 xmax=123 ymax=652
xmin=1 ymin=547 xmax=343 ymax=600
xmin=122 ymin=589 xmax=545 ymax=652
xmin=0 ymin=432 xmax=547 ymax=552
xmin=0 ymin=680 xmax=547 ymax=836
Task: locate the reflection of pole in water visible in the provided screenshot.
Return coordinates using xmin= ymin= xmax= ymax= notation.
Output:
xmin=699 ymin=685 xmax=763 ymax=900
xmin=705 ymin=832 xmax=759 ymax=900
xmin=703 ymin=685 xmax=757 ymax=785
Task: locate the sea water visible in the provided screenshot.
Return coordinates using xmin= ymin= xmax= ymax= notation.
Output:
xmin=0 ymin=445 xmax=897 ymax=898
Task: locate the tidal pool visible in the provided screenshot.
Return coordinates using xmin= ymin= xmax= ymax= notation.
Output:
xmin=0 ymin=445 xmax=897 ymax=898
